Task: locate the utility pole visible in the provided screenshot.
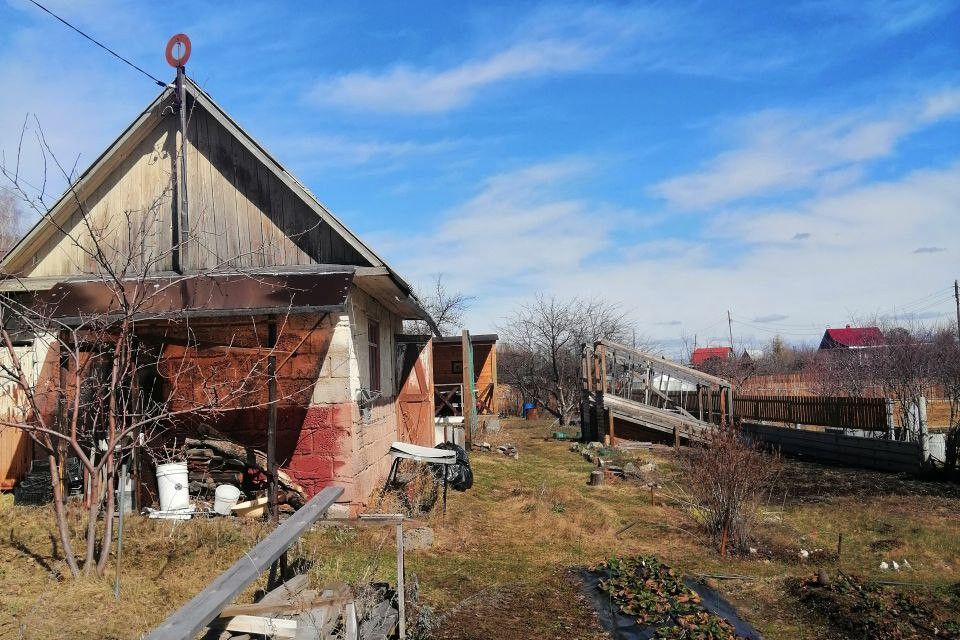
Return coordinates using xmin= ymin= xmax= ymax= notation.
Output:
xmin=727 ymin=310 xmax=734 ymax=351
xmin=954 ymin=279 xmax=960 ymax=344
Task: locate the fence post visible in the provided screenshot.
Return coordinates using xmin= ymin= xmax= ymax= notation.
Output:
xmin=919 ymin=396 xmax=929 ymax=465
xmin=885 ymin=398 xmax=895 ymax=440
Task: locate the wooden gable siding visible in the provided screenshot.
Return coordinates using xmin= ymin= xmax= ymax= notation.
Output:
xmin=184 ymin=106 xmax=368 ymax=270
xmin=14 ymin=100 xmax=369 ymax=280
xmin=25 ymin=119 xmax=176 ymax=278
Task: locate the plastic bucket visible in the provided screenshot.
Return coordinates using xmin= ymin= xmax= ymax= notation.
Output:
xmin=156 ymin=462 xmax=190 ymax=511
xmin=213 ymin=484 xmax=241 ymax=515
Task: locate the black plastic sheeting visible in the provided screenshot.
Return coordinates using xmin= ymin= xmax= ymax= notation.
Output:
xmin=576 ymin=569 xmax=763 ymax=640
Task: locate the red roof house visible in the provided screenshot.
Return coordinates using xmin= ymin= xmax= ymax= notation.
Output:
xmin=691 ymin=346 xmax=733 ymax=366
xmin=818 ymin=325 xmax=884 ymax=350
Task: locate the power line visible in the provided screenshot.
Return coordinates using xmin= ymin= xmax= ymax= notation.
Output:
xmin=27 ymin=0 xmax=167 ymax=87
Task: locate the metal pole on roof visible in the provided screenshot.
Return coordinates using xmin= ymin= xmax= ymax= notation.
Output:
xmin=166 ymin=34 xmax=192 ymax=272
xmin=176 ymin=64 xmax=189 ymax=270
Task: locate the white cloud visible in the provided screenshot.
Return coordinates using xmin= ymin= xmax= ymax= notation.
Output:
xmin=271 ymin=134 xmax=456 ymax=168
xmin=652 ymin=91 xmax=960 ymax=209
xmin=385 ymin=158 xmax=960 ymax=348
xmin=308 ymin=39 xmax=601 ymax=114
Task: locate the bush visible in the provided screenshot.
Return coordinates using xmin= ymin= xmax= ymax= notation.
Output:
xmin=677 ymin=424 xmax=781 ymax=555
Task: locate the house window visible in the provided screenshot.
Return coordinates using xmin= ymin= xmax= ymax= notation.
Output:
xmin=451 ymin=360 xmax=463 ymax=374
xmin=368 ymin=319 xmax=381 ymax=393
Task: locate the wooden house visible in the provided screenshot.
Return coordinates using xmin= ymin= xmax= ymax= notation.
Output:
xmin=0 ymin=77 xmax=436 ymax=513
xmin=818 ymin=325 xmax=884 ymax=350
xmin=433 ymin=334 xmax=498 ymax=418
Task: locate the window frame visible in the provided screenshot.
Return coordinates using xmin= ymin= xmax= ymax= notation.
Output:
xmin=367 ymin=319 xmax=381 ymax=393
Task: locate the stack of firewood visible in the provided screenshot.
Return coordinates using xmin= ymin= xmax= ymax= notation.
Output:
xmin=179 ymin=429 xmax=307 ymax=508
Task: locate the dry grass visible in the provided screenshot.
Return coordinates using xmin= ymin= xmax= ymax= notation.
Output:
xmin=1 ymin=419 xmax=959 ymax=639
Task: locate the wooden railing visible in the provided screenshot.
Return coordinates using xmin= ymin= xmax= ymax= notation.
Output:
xmin=145 ymin=486 xmax=342 ymax=640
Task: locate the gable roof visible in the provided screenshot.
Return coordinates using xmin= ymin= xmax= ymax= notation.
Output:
xmin=0 ymin=76 xmax=422 ymax=311
xmin=691 ymin=346 xmax=732 ymax=366
xmin=819 ymin=325 xmax=884 ymax=349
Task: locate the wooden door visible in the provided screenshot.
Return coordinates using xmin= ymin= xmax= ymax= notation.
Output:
xmin=395 ymin=338 xmax=434 ymax=446
xmin=0 ymin=340 xmax=50 ymax=489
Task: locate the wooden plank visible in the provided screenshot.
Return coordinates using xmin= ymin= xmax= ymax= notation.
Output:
xmin=207 ymin=615 xmax=296 ymax=638
xmin=219 ymin=593 xmax=351 ymax=618
xmin=258 ymin=574 xmax=311 ymax=605
xmin=144 ymin=486 xmax=342 ymax=640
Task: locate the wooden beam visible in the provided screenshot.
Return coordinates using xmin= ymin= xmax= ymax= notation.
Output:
xmin=144 ymin=486 xmax=342 ymax=640
xmin=596 ymin=338 xmax=731 ymax=388
xmin=461 ymin=330 xmax=476 ymax=449
xmin=218 ymin=593 xmax=352 ymax=618
xmin=206 ymin=615 xmax=297 ymax=638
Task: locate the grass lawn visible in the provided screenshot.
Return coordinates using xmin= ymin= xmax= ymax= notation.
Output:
xmin=1 ymin=418 xmax=959 ymax=639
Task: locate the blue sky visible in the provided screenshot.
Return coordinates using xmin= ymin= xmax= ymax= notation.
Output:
xmin=1 ymin=0 xmax=958 ymax=354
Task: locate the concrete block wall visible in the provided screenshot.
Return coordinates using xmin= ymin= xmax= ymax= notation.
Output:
xmin=153 ymin=285 xmax=407 ymax=512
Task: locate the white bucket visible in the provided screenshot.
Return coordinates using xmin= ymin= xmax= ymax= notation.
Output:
xmin=156 ymin=462 xmax=190 ymax=511
xmin=213 ymin=484 xmax=241 ymax=515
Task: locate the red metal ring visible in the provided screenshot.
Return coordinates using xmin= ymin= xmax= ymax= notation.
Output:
xmin=165 ymin=34 xmax=192 ymax=68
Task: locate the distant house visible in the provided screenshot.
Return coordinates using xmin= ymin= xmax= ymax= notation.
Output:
xmin=691 ymin=346 xmax=733 ymax=367
xmin=818 ymin=325 xmax=884 ymax=350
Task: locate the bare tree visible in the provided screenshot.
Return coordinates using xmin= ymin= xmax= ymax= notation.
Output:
xmin=0 ymin=187 xmax=23 ymax=255
xmin=809 ymin=349 xmax=875 ymax=397
xmin=0 ymin=123 xmax=314 ymax=578
xmin=871 ymin=325 xmax=936 ymax=440
xmin=699 ymin=354 xmax=756 ymax=388
xmin=405 ymin=274 xmax=472 ymax=336
xmin=931 ymin=325 xmax=960 ymax=471
xmin=676 ymin=424 xmax=781 ymax=555
xmin=498 ymin=295 xmax=636 ymax=425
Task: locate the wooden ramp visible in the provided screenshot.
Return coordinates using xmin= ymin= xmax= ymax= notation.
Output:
xmin=580 ymin=339 xmax=734 ymax=444
xmin=603 ymin=394 xmax=713 ymax=443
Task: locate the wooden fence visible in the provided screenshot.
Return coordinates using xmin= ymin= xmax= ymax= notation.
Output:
xmin=665 ymin=392 xmax=891 ymax=430
xmin=734 ymin=394 xmax=890 ymax=431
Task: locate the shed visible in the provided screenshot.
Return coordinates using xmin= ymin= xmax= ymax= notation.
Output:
xmin=0 ymin=76 xmax=436 ymax=513
xmin=433 ymin=334 xmax=498 ymax=418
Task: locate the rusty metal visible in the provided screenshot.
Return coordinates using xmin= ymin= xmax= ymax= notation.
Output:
xmin=32 ymin=271 xmax=353 ymax=324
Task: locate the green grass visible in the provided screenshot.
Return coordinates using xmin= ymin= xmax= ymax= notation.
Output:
xmin=1 ymin=419 xmax=958 ymax=639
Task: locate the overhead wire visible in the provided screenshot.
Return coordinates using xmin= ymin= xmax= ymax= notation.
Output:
xmin=26 ymin=0 xmax=167 ymax=87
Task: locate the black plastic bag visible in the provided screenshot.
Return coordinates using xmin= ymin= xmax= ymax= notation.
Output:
xmin=434 ymin=442 xmax=473 ymax=491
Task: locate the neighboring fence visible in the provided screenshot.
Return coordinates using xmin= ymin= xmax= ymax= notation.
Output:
xmin=743 ymin=423 xmax=921 ymax=474
xmin=664 ymin=391 xmax=891 ymax=431
xmin=734 ymin=395 xmax=890 ymax=431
